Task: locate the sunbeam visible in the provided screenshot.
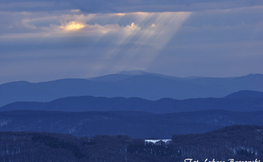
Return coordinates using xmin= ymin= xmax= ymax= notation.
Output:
xmin=0 ymin=10 xmax=191 ymax=76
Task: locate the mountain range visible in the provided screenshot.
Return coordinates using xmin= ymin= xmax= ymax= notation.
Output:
xmin=1 ymin=90 xmax=263 ymax=113
xmin=1 ymin=71 xmax=263 ymax=107
xmin=1 ymin=71 xmax=263 ymax=139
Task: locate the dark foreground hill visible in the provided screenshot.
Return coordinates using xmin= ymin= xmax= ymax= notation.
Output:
xmin=1 ymin=95 xmax=263 ymax=113
xmin=0 ymin=125 xmax=263 ymax=162
xmin=1 ymin=72 xmax=263 ymax=107
xmin=1 ymin=110 xmax=263 ymax=138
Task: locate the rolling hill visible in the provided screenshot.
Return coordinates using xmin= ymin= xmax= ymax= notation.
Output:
xmin=0 ymin=110 xmax=263 ymax=138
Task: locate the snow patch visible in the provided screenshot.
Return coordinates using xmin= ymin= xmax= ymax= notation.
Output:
xmin=145 ymin=139 xmax=171 ymax=144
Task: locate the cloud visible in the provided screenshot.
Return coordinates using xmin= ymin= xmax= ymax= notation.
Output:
xmin=0 ymin=11 xmax=191 ymax=45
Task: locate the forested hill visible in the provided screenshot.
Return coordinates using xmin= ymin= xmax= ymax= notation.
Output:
xmin=1 ymin=110 xmax=263 ymax=138
xmin=0 ymin=125 xmax=262 ymax=162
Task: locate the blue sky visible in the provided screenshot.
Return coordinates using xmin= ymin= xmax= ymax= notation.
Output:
xmin=1 ymin=0 xmax=263 ymax=84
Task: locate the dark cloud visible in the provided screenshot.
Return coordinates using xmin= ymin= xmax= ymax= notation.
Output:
xmin=2 ymin=0 xmax=263 ymax=12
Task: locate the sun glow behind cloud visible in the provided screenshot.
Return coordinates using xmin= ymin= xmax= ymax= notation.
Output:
xmin=60 ymin=21 xmax=85 ymax=31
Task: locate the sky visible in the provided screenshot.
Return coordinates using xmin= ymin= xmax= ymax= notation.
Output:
xmin=1 ymin=0 xmax=263 ymax=84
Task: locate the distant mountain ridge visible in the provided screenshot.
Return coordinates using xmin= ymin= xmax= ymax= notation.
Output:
xmin=1 ymin=71 xmax=263 ymax=107
xmin=1 ymin=94 xmax=263 ymax=113
xmin=224 ymin=90 xmax=263 ymax=98
xmin=88 ymin=70 xmax=180 ymax=82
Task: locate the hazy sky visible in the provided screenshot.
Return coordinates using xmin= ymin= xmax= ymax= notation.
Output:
xmin=1 ymin=0 xmax=263 ymax=84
